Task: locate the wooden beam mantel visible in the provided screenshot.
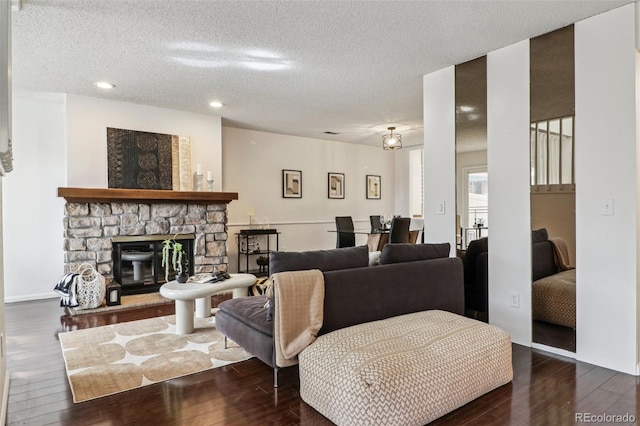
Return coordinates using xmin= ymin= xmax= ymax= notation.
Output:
xmin=57 ymin=187 xmax=238 ymax=204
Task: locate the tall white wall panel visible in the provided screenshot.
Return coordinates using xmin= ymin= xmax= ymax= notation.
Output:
xmin=575 ymin=4 xmax=638 ymax=374
xmin=423 ymin=67 xmax=456 ymax=251
xmin=486 ymin=41 xmax=532 ymax=346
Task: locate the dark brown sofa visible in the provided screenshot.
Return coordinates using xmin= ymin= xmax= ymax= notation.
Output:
xmin=216 ymin=243 xmax=463 ymax=386
xmin=463 ymin=236 xmax=489 ymax=315
xmin=462 ymin=228 xmax=558 ymax=321
xmin=531 ymin=229 xmax=576 ymax=328
xmin=531 ymin=228 xmax=559 ymax=281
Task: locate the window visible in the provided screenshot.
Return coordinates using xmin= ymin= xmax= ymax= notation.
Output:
xmin=530 ymin=116 xmax=574 ymax=187
xmin=467 ymin=170 xmax=488 ymax=229
xmin=409 ymin=148 xmax=423 ymax=217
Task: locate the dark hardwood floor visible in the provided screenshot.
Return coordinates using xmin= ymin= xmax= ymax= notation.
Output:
xmin=4 ymin=298 xmax=639 ymax=426
xmin=532 ymin=320 xmax=576 ymax=353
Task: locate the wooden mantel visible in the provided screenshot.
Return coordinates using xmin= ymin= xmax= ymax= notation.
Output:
xmin=57 ymin=187 xmax=238 ymax=204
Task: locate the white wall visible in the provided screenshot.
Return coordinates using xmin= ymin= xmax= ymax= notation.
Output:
xmin=3 ymin=92 xmax=66 ymax=302
xmin=423 ymin=67 xmax=456 ymax=252
xmin=3 ymin=94 xmax=402 ymax=298
xmin=422 ymin=3 xmax=640 ymax=374
xmin=421 ymin=40 xmax=534 ymax=348
xmin=575 ymin=4 xmax=638 ymax=374
xmin=66 ymin=94 xmax=222 ymax=190
xmin=486 ymin=40 xmax=532 ymax=346
xmin=222 ymin=126 xmax=395 ymax=272
xmin=3 ymin=93 xmax=223 ymax=302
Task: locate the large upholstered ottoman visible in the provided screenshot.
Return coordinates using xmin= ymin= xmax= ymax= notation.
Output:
xmin=299 ymin=310 xmax=512 ymax=426
xmin=532 ymin=268 xmax=576 ymax=328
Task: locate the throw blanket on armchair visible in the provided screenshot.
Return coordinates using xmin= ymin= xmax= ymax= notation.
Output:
xmin=268 ymin=269 xmax=325 ymax=367
xmin=550 ymin=237 xmax=574 ymax=271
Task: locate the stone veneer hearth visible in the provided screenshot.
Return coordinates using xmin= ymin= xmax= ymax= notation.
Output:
xmin=58 ymin=188 xmax=238 ymax=279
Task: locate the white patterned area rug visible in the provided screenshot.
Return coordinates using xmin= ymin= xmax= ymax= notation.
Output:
xmin=59 ymin=315 xmax=251 ymax=403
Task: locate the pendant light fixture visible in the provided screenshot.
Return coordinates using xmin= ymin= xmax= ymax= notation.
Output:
xmin=382 ymin=126 xmax=402 ymax=150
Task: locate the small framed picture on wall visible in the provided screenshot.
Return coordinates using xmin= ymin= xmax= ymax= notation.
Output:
xmin=328 ymin=172 xmax=345 ymax=199
xmin=366 ymin=175 xmax=381 ymax=199
xmin=282 ymin=169 xmax=302 ymax=198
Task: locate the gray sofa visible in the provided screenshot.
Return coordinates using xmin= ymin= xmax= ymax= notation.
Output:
xmin=215 ymin=242 xmax=463 ymax=386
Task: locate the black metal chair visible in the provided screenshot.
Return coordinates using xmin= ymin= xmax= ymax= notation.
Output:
xmin=370 ymin=215 xmax=382 ymax=233
xmin=388 ymin=217 xmax=411 ymax=243
xmin=335 ymin=216 xmax=355 ymax=248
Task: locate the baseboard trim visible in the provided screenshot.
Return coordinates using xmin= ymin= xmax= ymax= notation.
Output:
xmin=5 ymin=293 xmax=58 ymax=303
xmin=531 ymin=342 xmax=576 ymax=359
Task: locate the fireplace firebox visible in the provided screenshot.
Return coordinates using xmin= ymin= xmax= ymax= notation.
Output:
xmin=112 ymin=234 xmax=195 ymax=295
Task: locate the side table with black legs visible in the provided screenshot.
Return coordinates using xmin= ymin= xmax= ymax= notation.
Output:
xmin=236 ymin=229 xmax=280 ymax=277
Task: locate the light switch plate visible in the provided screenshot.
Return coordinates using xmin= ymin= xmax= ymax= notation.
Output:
xmin=601 ymin=197 xmax=614 ymax=216
xmin=437 ymin=201 xmax=445 ymax=215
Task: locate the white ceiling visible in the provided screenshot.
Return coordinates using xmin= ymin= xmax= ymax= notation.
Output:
xmin=11 ymin=0 xmax=633 ymax=148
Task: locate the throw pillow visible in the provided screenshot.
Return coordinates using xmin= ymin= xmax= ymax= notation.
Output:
xmin=269 ymin=245 xmax=368 ymax=274
xmin=368 ymin=250 xmax=381 ymax=266
xmin=251 ymin=277 xmax=271 ymax=296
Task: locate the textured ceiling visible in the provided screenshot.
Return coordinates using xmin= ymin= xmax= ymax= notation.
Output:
xmin=11 ymin=0 xmax=633 ymax=148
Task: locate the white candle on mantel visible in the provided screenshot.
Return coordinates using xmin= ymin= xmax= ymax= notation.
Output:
xmin=196 ymin=163 xmax=202 ymax=175
xmin=207 ymin=171 xmax=213 ymax=181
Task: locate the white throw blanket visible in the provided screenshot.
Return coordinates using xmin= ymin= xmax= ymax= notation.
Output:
xmin=268 ymin=270 xmax=325 ymax=367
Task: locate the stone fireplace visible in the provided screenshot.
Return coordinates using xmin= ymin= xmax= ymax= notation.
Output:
xmin=58 ymin=187 xmax=238 ymax=295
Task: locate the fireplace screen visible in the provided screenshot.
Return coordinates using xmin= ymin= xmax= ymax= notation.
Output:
xmin=112 ymin=234 xmax=195 ymax=295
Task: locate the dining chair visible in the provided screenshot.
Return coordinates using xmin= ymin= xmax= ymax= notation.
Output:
xmin=388 ymin=217 xmax=411 ymax=244
xmin=370 ymin=215 xmax=382 ymax=233
xmin=335 ymin=216 xmax=355 ymax=248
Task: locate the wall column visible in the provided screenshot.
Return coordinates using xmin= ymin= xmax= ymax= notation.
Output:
xmin=486 ymin=40 xmax=532 ymax=345
xmin=423 ymin=67 xmax=456 ymax=250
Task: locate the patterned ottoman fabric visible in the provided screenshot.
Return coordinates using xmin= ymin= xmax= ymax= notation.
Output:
xmin=299 ymin=310 xmax=512 ymax=426
xmin=532 ymin=268 xmax=576 ymax=328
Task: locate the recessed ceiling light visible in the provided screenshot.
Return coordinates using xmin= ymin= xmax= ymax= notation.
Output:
xmin=209 ymin=101 xmax=224 ymax=108
xmin=95 ymin=81 xmax=115 ymax=89
xmin=457 ymin=105 xmax=475 ymax=113
xmin=242 ymin=60 xmax=290 ymax=71
xmin=173 ymin=57 xmax=228 ymax=68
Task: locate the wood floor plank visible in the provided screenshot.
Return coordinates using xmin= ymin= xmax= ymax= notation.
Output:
xmin=5 ymin=298 xmax=640 ymax=425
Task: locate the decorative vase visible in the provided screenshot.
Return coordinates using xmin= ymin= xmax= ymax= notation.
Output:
xmin=256 ymin=255 xmax=269 ymax=273
xmin=176 ymin=270 xmax=189 ymax=283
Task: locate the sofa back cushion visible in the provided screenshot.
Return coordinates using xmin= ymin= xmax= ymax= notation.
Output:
xmin=379 ymin=243 xmax=450 ymax=265
xmin=269 ymin=245 xmax=368 ymax=274
xmin=532 ymin=241 xmax=557 ymax=281
xmin=532 ymin=228 xmax=549 ymax=244
xmin=321 ymin=257 xmax=464 ymax=335
xmin=463 ymin=237 xmax=488 ymax=285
